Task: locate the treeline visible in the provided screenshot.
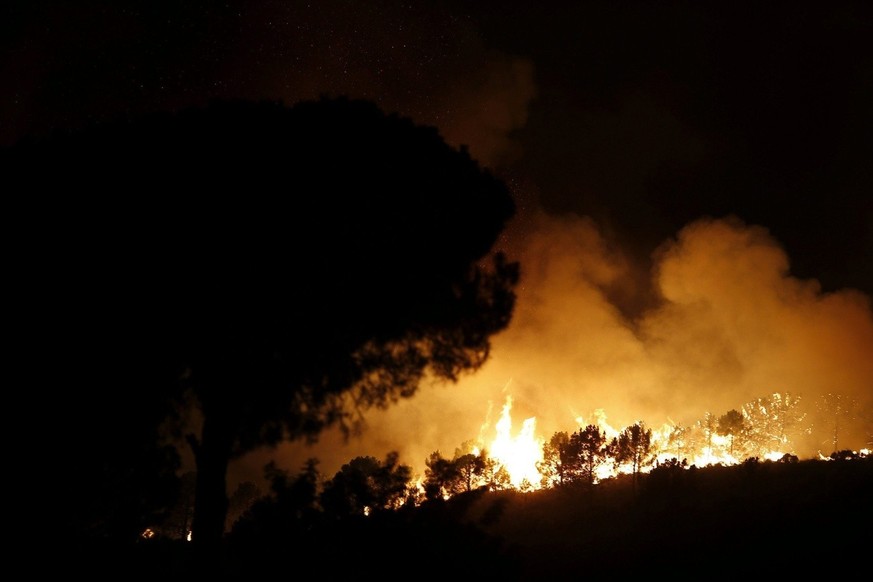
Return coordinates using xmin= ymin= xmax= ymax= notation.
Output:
xmin=568 ymin=391 xmax=870 ymax=471
xmin=68 ymin=387 xmax=869 ymax=575
xmin=131 ymin=447 xmax=872 ymax=578
xmin=149 ymin=418 xmax=869 ymax=546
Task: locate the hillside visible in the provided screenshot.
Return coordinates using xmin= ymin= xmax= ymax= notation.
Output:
xmin=71 ymin=455 xmax=871 ymax=578
xmin=463 ymin=456 xmax=872 ymax=576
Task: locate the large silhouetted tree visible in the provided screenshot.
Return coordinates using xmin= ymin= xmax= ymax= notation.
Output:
xmin=10 ymin=96 xmax=518 ymax=565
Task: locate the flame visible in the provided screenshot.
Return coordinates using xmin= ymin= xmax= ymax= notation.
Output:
xmin=475 ymin=398 xmax=785 ymax=490
xmin=484 ymin=395 xmax=545 ymax=489
xmin=418 ymin=389 xmax=864 ymax=501
xmin=762 ymin=451 xmax=785 ymax=462
xmin=589 ymin=409 xmax=621 ymax=440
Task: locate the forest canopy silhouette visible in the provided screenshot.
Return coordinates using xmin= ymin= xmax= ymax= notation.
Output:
xmin=12 ymin=97 xmax=519 ymax=555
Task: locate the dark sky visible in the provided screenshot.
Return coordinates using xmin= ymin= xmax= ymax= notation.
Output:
xmin=3 ymin=1 xmax=871 ymax=300
xmin=6 ymin=1 xmax=872 ymax=479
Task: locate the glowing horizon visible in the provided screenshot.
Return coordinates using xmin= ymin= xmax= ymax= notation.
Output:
xmin=235 ymin=213 xmax=873 ymax=492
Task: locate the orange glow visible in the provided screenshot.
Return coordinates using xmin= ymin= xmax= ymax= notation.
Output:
xmin=256 ymin=215 xmax=873 ymax=497
xmin=467 ymin=393 xmax=810 ymax=491
xmin=482 ymin=395 xmax=544 ymax=489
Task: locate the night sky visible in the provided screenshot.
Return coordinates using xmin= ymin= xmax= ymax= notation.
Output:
xmin=6 ymin=1 xmax=872 ymax=483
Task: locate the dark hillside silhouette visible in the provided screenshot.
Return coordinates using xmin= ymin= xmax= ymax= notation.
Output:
xmin=221 ymin=454 xmax=872 ymax=578
xmin=453 ymin=456 xmax=873 ymax=578
xmin=9 ymin=97 xmax=518 ymax=567
xmin=225 ymin=461 xmax=521 ymax=578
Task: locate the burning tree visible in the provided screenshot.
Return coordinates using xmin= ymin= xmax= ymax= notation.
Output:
xmin=424 ymin=444 xmax=510 ymax=499
xmin=665 ymin=423 xmax=693 ymax=463
xmin=423 ymin=451 xmax=460 ymax=500
xmin=698 ymin=412 xmax=719 ymax=453
xmin=319 ymin=452 xmax=414 ymax=518
xmin=538 ymin=431 xmax=572 ymax=487
xmin=453 ymin=453 xmax=490 ymax=493
xmin=610 ymin=422 xmax=654 ymax=488
xmin=816 ymin=392 xmax=858 ymax=454
xmin=716 ymin=409 xmax=747 ymax=460
xmin=567 ymin=424 xmax=610 ymax=487
xmin=741 ymin=392 xmax=805 ymax=457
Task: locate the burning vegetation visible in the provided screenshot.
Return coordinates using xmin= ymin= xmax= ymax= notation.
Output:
xmin=402 ymin=387 xmax=869 ymax=502
xmin=148 ymin=387 xmax=870 ymax=548
xmin=135 ymin=390 xmax=871 ymax=578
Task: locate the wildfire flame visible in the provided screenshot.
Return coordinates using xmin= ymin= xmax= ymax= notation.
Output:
xmin=482 ymin=395 xmax=545 ymax=488
xmin=470 ymin=391 xmax=813 ymax=492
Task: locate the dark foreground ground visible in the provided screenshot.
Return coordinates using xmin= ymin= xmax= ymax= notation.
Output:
xmin=68 ymin=456 xmax=872 ymax=579
xmin=477 ymin=456 xmax=872 ymax=577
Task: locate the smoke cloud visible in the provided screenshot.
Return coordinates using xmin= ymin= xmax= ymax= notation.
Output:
xmin=237 ymin=212 xmax=873 ymax=487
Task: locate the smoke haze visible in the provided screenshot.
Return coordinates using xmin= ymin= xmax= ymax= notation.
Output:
xmin=6 ymin=2 xmax=868 ymax=490
xmin=233 ymin=212 xmax=873 ymax=487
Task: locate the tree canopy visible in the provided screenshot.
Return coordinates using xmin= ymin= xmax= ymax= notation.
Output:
xmin=12 ymin=96 xmax=519 ymax=560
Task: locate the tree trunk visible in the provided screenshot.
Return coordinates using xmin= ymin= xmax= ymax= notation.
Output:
xmin=190 ymin=413 xmax=235 ymax=569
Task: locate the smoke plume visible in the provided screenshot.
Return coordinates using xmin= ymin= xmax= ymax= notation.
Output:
xmin=234 ymin=212 xmax=872 ymax=487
